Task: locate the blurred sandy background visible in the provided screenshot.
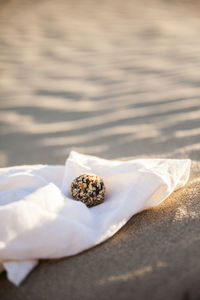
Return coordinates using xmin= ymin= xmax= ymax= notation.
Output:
xmin=0 ymin=0 xmax=200 ymax=299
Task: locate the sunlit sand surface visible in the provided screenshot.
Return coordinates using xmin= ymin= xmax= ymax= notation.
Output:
xmin=0 ymin=0 xmax=200 ymax=299
xmin=1 ymin=0 xmax=200 ymax=166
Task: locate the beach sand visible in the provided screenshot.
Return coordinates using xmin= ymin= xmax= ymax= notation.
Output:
xmin=0 ymin=0 xmax=200 ymax=299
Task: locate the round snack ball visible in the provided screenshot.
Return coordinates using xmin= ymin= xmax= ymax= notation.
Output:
xmin=70 ymin=173 xmax=105 ymax=207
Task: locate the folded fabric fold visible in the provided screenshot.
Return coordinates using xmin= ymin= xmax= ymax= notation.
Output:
xmin=0 ymin=151 xmax=191 ymax=286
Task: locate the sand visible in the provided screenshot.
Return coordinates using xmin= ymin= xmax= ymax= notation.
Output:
xmin=0 ymin=0 xmax=200 ymax=299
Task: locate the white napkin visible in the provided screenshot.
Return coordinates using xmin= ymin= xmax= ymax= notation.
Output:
xmin=0 ymin=151 xmax=191 ymax=286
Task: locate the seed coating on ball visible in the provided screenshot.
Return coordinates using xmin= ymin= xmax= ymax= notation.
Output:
xmin=70 ymin=174 xmax=105 ymax=207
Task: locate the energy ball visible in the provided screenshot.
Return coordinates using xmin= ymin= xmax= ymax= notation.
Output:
xmin=70 ymin=173 xmax=105 ymax=207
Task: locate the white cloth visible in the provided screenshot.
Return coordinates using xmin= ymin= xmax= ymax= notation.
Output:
xmin=0 ymin=151 xmax=191 ymax=286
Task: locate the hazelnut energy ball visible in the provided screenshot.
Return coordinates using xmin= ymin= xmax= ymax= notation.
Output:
xmin=70 ymin=174 xmax=105 ymax=207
